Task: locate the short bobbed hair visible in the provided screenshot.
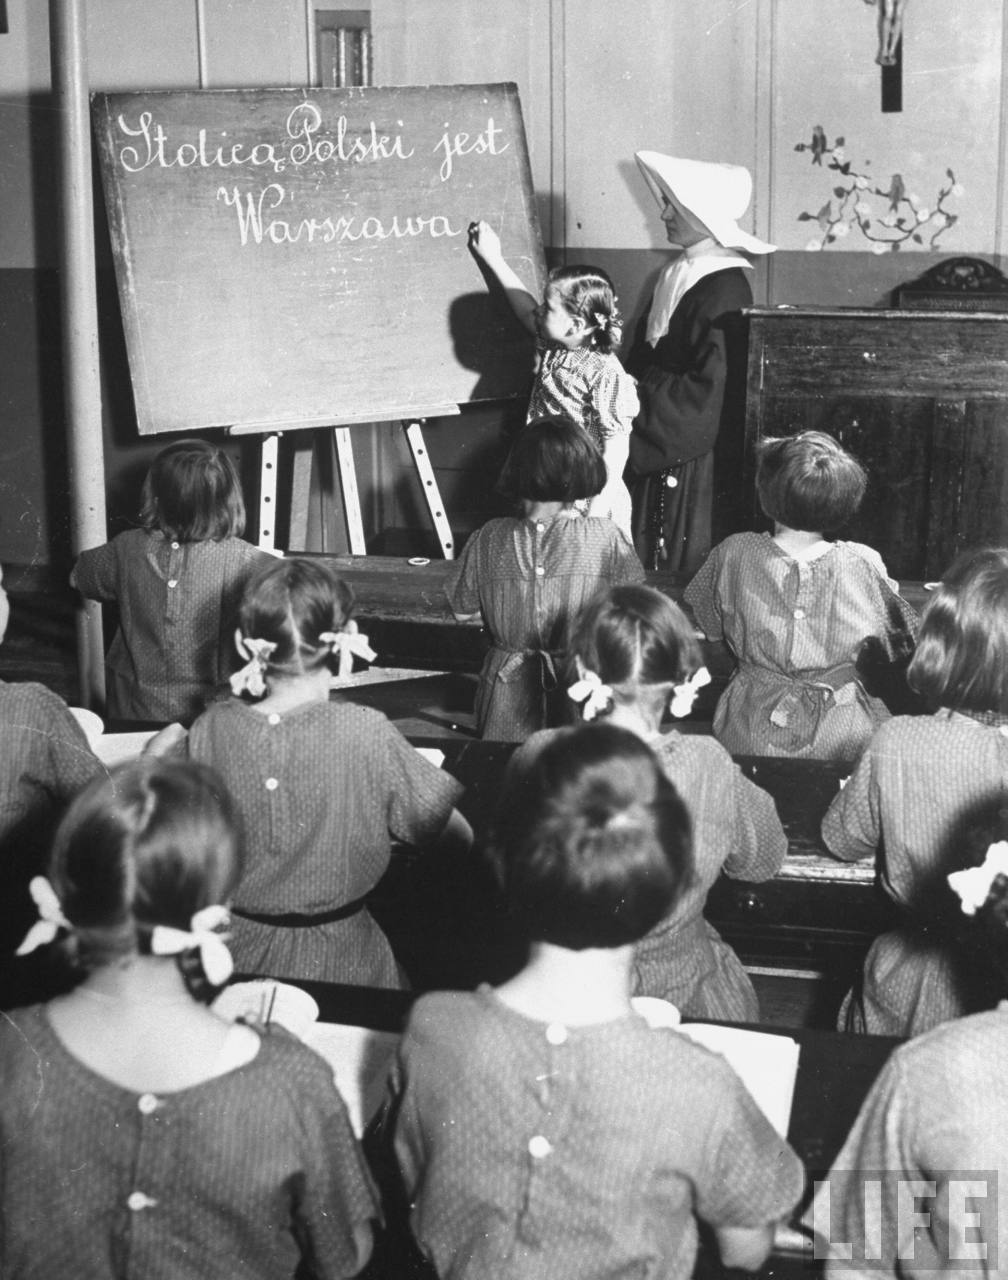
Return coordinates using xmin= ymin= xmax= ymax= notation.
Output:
xmin=486 ymin=723 xmax=693 ymax=950
xmin=50 ymin=758 xmax=241 ymax=999
xmin=570 ymin=584 xmax=702 ymax=698
xmin=908 ymin=547 xmax=1008 ymax=714
xmin=548 ymin=264 xmax=623 ymax=354
xmin=497 ymin=416 xmax=607 ymax=504
xmin=239 ymin=556 xmax=355 ymax=678
xmin=756 ymin=431 xmax=866 ymax=533
xmin=141 ymin=440 xmax=246 ymax=542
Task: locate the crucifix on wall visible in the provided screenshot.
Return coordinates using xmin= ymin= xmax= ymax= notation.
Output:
xmin=865 ymin=0 xmax=908 ymax=113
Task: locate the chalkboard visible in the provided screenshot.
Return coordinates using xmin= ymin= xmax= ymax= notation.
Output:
xmin=91 ymin=85 xmax=545 ymax=436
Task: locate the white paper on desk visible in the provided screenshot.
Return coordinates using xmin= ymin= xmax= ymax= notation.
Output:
xmin=71 ymin=706 xmax=159 ymax=767
xmin=92 ymin=731 xmax=158 ymax=767
xmin=302 ymin=1023 xmax=399 ymax=1137
xmin=674 ymin=1023 xmax=799 ymax=1137
xmin=414 ymin=747 xmax=445 ymax=768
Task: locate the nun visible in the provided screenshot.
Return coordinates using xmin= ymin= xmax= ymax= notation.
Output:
xmin=627 ymin=153 xmax=775 ymax=573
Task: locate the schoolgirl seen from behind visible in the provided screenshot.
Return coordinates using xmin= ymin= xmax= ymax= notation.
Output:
xmin=0 ymin=758 xmax=377 ymax=1280
xmin=72 ymin=440 xmax=271 ymax=723
xmin=684 ymin=430 xmax=919 ymax=761
xmin=510 ymin=583 xmax=787 ymax=1020
xmin=445 ymin=416 xmax=644 ymax=741
xmin=470 ymin=220 xmax=639 ymax=538
xmin=182 ymin=556 xmax=472 ymax=988
xmin=822 ymin=546 xmax=1008 ymax=1036
xmin=0 ymin=562 xmax=103 ymax=1002
xmin=807 ymin=833 xmax=1008 ymax=1276
xmin=392 ymin=723 xmax=804 ymax=1280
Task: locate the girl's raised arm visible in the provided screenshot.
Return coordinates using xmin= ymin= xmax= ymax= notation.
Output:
xmin=469 ymin=219 xmax=539 ymax=335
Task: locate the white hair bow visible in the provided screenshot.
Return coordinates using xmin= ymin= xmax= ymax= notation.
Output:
xmin=567 ymin=669 xmax=614 ymax=722
xmin=948 ymin=842 xmax=1008 ymax=917
xmin=150 ymin=904 xmax=233 ymax=987
xmin=16 ymin=876 xmax=72 ymax=955
xmin=669 ymin=666 xmax=711 ymax=719
xmin=230 ymin=633 xmax=277 ymax=698
xmin=321 ymin=620 xmax=377 ymax=682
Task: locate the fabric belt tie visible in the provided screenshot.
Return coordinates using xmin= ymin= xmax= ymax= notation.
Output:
xmin=492 ymin=644 xmax=559 ymax=692
xmin=742 ymin=661 xmax=864 ymax=745
xmin=231 ymin=896 xmax=368 ymax=928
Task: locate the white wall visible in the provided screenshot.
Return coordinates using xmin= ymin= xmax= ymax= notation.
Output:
xmin=376 ymin=0 xmax=1007 ymax=271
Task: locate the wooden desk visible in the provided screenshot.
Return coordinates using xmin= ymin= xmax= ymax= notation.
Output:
xmin=312 ymin=552 xmax=928 ymax=692
xmin=92 ymin=727 xmax=886 ymax=981
xmin=316 ymin=554 xmax=930 ymax=625
xmin=366 ymin=738 xmax=888 ymax=990
xmin=295 ymin=974 xmax=898 ymax=1171
xmin=710 ymin=757 xmax=886 ymax=968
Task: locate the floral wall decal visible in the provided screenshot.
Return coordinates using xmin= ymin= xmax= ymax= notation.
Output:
xmin=794 ymin=127 xmax=963 ymax=252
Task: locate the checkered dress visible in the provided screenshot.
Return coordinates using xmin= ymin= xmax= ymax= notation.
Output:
xmin=528 ymin=345 xmax=639 ymax=537
xmin=528 ymin=345 xmax=639 ymax=449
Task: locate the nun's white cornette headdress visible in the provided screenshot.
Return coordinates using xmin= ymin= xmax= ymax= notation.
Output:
xmin=635 ymin=151 xmax=776 ymax=255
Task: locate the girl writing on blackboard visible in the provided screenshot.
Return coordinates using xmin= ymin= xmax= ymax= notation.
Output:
xmin=392 ymin=723 xmax=804 ymax=1280
xmin=470 ymin=220 xmax=638 ymax=540
xmin=72 ymin=439 xmax=271 ymax=724
xmin=179 ymin=556 xmax=472 ymax=988
xmin=2 ymin=756 xmax=378 ymax=1280
xmin=445 ymin=416 xmax=644 ymax=741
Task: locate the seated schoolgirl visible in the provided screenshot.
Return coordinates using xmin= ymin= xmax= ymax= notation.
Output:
xmin=0 ymin=563 xmax=103 ymax=1004
xmin=510 ymin=583 xmax=787 ymax=1020
xmin=1 ymin=758 xmax=377 ymax=1280
xmin=392 ymin=723 xmax=804 ymax=1280
xmin=806 ymin=838 xmax=1008 ymax=1277
xmin=684 ymin=431 xmax=919 ymax=761
xmin=822 ymin=546 xmax=1008 ymax=1036
xmin=72 ymin=439 xmax=271 ymax=723
xmin=181 ymin=556 xmax=472 ymax=988
xmin=445 ymin=416 xmax=644 ymax=741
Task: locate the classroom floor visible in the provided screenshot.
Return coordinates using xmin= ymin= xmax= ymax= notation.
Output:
xmin=3 ymin=589 xmax=834 ymax=1029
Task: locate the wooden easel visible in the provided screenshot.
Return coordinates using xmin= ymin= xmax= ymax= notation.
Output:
xmin=232 ymin=411 xmax=458 ymax=559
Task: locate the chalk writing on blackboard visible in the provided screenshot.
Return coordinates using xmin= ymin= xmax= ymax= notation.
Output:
xmin=111 ymin=104 xmax=511 ymax=248
xmin=112 ymin=102 xmax=509 ymax=179
xmin=92 ymin=85 xmax=544 ymax=435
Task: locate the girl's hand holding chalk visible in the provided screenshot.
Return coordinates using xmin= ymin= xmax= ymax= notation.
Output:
xmin=469 ymin=219 xmax=502 ymax=263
